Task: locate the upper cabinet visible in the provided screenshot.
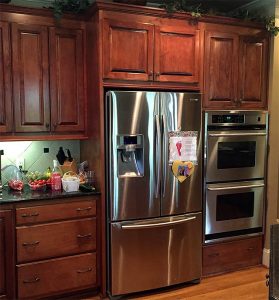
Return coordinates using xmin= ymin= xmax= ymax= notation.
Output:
xmin=12 ymin=23 xmax=50 ymax=133
xmin=203 ymin=24 xmax=269 ymax=109
xmin=0 ymin=6 xmax=87 ymax=139
xmin=0 ymin=21 xmax=12 ymax=133
xmin=49 ymin=27 xmax=85 ymax=133
xmin=102 ymin=14 xmax=200 ymax=87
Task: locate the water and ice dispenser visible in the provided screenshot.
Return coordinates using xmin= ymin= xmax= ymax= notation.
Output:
xmin=117 ymin=135 xmax=144 ymax=177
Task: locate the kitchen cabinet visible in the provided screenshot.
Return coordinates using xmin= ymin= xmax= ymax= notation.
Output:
xmin=49 ymin=27 xmax=85 ymax=133
xmin=203 ymin=25 xmax=269 ymax=109
xmin=12 ymin=23 xmax=50 ymax=133
xmin=12 ymin=23 xmax=85 ymax=135
xmin=102 ymin=16 xmax=200 ymax=85
xmin=202 ymin=236 xmax=262 ymax=276
xmin=15 ymin=197 xmax=97 ymax=299
xmin=0 ymin=21 xmax=13 ymax=133
xmin=0 ymin=210 xmax=15 ymax=299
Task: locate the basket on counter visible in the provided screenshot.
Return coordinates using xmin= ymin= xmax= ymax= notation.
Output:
xmin=61 ymin=171 xmax=79 ymax=192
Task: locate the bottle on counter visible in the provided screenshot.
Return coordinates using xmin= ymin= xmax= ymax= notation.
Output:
xmin=51 ymin=160 xmax=62 ymax=191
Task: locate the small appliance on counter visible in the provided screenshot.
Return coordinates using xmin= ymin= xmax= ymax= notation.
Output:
xmin=204 ymin=110 xmax=268 ymax=243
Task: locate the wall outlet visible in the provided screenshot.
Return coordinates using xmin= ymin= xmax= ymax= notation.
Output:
xmin=16 ymin=158 xmax=24 ymax=170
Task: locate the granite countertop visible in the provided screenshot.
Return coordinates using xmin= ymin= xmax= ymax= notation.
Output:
xmin=0 ymin=185 xmax=100 ymax=204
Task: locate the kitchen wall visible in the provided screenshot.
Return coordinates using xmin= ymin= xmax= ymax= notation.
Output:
xmin=264 ymin=5 xmax=279 ymax=265
xmin=0 ymin=140 xmax=80 ymax=185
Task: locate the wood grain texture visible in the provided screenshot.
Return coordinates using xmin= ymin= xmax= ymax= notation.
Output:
xmin=0 ymin=210 xmax=16 ymax=299
xmin=16 ymin=199 xmax=96 ymax=225
xmin=49 ymin=27 xmax=85 ymax=133
xmin=203 ymin=236 xmax=263 ymax=276
xmin=17 ymin=253 xmax=96 ymax=299
xmin=132 ymin=266 xmax=268 ymax=300
xmin=0 ymin=21 xmax=12 ymax=133
xmin=12 ymin=23 xmax=50 ymax=132
xmin=17 ymin=217 xmax=96 ymax=263
xmin=103 ymin=18 xmax=154 ymax=81
xmin=154 ymin=25 xmax=200 ymax=84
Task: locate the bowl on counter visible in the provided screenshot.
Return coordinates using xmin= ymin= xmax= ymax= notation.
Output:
xmin=28 ymin=182 xmax=47 ymax=191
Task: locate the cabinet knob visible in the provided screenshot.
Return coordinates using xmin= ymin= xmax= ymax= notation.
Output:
xmin=148 ymin=71 xmax=153 ymax=80
xmin=155 ymin=72 xmax=160 ymax=77
xmin=77 ymin=267 xmax=93 ymax=274
xmin=45 ymin=123 xmax=50 ymax=129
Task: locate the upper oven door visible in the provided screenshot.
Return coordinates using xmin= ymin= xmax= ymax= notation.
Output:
xmin=206 ymin=130 xmax=267 ymax=182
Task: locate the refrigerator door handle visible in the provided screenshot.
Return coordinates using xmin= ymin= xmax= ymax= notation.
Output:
xmin=162 ymin=114 xmax=168 ymax=197
xmin=155 ymin=115 xmax=161 ymax=198
xmin=121 ymin=216 xmax=196 ymax=229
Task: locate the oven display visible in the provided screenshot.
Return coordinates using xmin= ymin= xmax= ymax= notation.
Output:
xmin=217 ymin=141 xmax=256 ymax=169
xmin=216 ymin=192 xmax=255 ymax=221
xmin=212 ymin=114 xmax=245 ymax=124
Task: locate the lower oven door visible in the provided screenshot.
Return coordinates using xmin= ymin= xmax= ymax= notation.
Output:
xmin=206 ymin=130 xmax=267 ymax=182
xmin=205 ymin=180 xmax=264 ymax=242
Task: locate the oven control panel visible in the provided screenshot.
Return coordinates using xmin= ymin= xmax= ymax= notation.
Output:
xmin=206 ymin=111 xmax=268 ymax=127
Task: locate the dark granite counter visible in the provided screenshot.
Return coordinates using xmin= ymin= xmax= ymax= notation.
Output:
xmin=0 ymin=185 xmax=100 ymax=204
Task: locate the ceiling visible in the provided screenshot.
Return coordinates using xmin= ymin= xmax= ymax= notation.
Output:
xmin=5 ymin=0 xmax=276 ymax=16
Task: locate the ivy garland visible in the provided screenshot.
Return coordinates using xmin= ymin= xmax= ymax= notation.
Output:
xmin=49 ymin=0 xmax=90 ymax=19
xmin=161 ymin=0 xmax=279 ymax=36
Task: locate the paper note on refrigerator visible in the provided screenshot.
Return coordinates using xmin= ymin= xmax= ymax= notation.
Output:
xmin=169 ymin=131 xmax=198 ymax=164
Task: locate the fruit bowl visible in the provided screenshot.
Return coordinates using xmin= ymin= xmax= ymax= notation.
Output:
xmin=28 ymin=182 xmax=47 ymax=191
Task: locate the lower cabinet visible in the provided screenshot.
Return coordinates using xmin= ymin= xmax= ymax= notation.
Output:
xmin=0 ymin=209 xmax=15 ymax=299
xmin=15 ymin=197 xmax=98 ymax=299
xmin=17 ymin=253 xmax=96 ymax=299
xmin=202 ymin=236 xmax=263 ymax=276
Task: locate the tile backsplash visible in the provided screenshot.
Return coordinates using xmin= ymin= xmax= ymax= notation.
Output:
xmin=0 ymin=140 xmax=80 ymax=185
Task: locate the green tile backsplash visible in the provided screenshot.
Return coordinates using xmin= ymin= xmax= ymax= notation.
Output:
xmin=0 ymin=140 xmax=80 ymax=185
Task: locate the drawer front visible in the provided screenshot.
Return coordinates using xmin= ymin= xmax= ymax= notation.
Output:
xmin=17 ymin=218 xmax=96 ymax=263
xmin=203 ymin=236 xmax=262 ymax=276
xmin=17 ymin=252 xmax=96 ymax=299
xmin=16 ymin=198 xmax=96 ymax=225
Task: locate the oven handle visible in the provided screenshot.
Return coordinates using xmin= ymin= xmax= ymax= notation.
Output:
xmin=207 ymin=183 xmax=265 ymax=191
xmin=208 ymin=133 xmax=267 ymax=137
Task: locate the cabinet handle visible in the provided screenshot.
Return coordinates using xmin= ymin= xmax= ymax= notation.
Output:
xmin=77 ymin=233 xmax=92 ymax=239
xmin=45 ymin=123 xmax=50 ymax=129
xmin=21 ymin=212 xmax=39 ymax=218
xmin=247 ymin=247 xmax=254 ymax=251
xmin=208 ymin=252 xmax=220 ymax=257
xmin=77 ymin=267 xmax=93 ymax=274
xmin=155 ymin=72 xmax=160 ymax=78
xmin=148 ymin=71 xmax=153 ymax=80
xmin=22 ymin=241 xmax=40 ymax=247
xmin=76 ymin=207 xmax=92 ymax=212
xmin=23 ymin=277 xmax=40 ymax=284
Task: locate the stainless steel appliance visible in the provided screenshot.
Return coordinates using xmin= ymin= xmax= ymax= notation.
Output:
xmin=205 ymin=111 xmax=268 ymax=183
xmin=204 ymin=111 xmax=268 ymax=243
xmin=106 ymin=91 xmax=202 ymax=297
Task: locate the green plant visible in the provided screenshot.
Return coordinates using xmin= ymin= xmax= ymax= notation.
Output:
xmin=161 ymin=0 xmax=279 ymax=36
xmin=49 ymin=0 xmax=90 ymax=19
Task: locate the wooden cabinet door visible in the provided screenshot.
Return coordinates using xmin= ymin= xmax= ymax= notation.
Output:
xmin=103 ymin=19 xmax=154 ymax=81
xmin=154 ymin=25 xmax=200 ymax=84
xmin=12 ymin=23 xmax=50 ymax=132
xmin=238 ymin=35 xmax=268 ymax=109
xmin=0 ymin=22 xmax=12 ymax=133
xmin=0 ymin=210 xmax=15 ymax=299
xmin=204 ymin=31 xmax=239 ymax=109
xmin=49 ymin=27 xmax=85 ymax=133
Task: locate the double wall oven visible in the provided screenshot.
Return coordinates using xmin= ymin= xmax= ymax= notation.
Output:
xmin=204 ymin=111 xmax=268 ymax=243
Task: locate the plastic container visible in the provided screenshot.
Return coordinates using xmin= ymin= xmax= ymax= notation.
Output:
xmin=62 ymin=177 xmax=79 ymax=192
xmin=51 ymin=160 xmax=62 ymax=191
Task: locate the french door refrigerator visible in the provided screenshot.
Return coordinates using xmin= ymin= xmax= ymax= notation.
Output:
xmin=106 ymin=91 xmax=202 ymax=297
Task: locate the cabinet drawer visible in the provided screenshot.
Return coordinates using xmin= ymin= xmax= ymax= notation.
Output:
xmin=16 ymin=199 xmax=96 ymax=225
xmin=17 ymin=252 xmax=96 ymax=299
xmin=203 ymin=236 xmax=262 ymax=276
xmin=17 ymin=218 xmax=96 ymax=263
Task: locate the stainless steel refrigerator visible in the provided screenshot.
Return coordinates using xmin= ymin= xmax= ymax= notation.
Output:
xmin=106 ymin=91 xmax=202 ymax=297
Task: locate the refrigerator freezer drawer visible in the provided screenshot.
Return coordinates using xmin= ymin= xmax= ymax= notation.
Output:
xmin=110 ymin=212 xmax=202 ymax=296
